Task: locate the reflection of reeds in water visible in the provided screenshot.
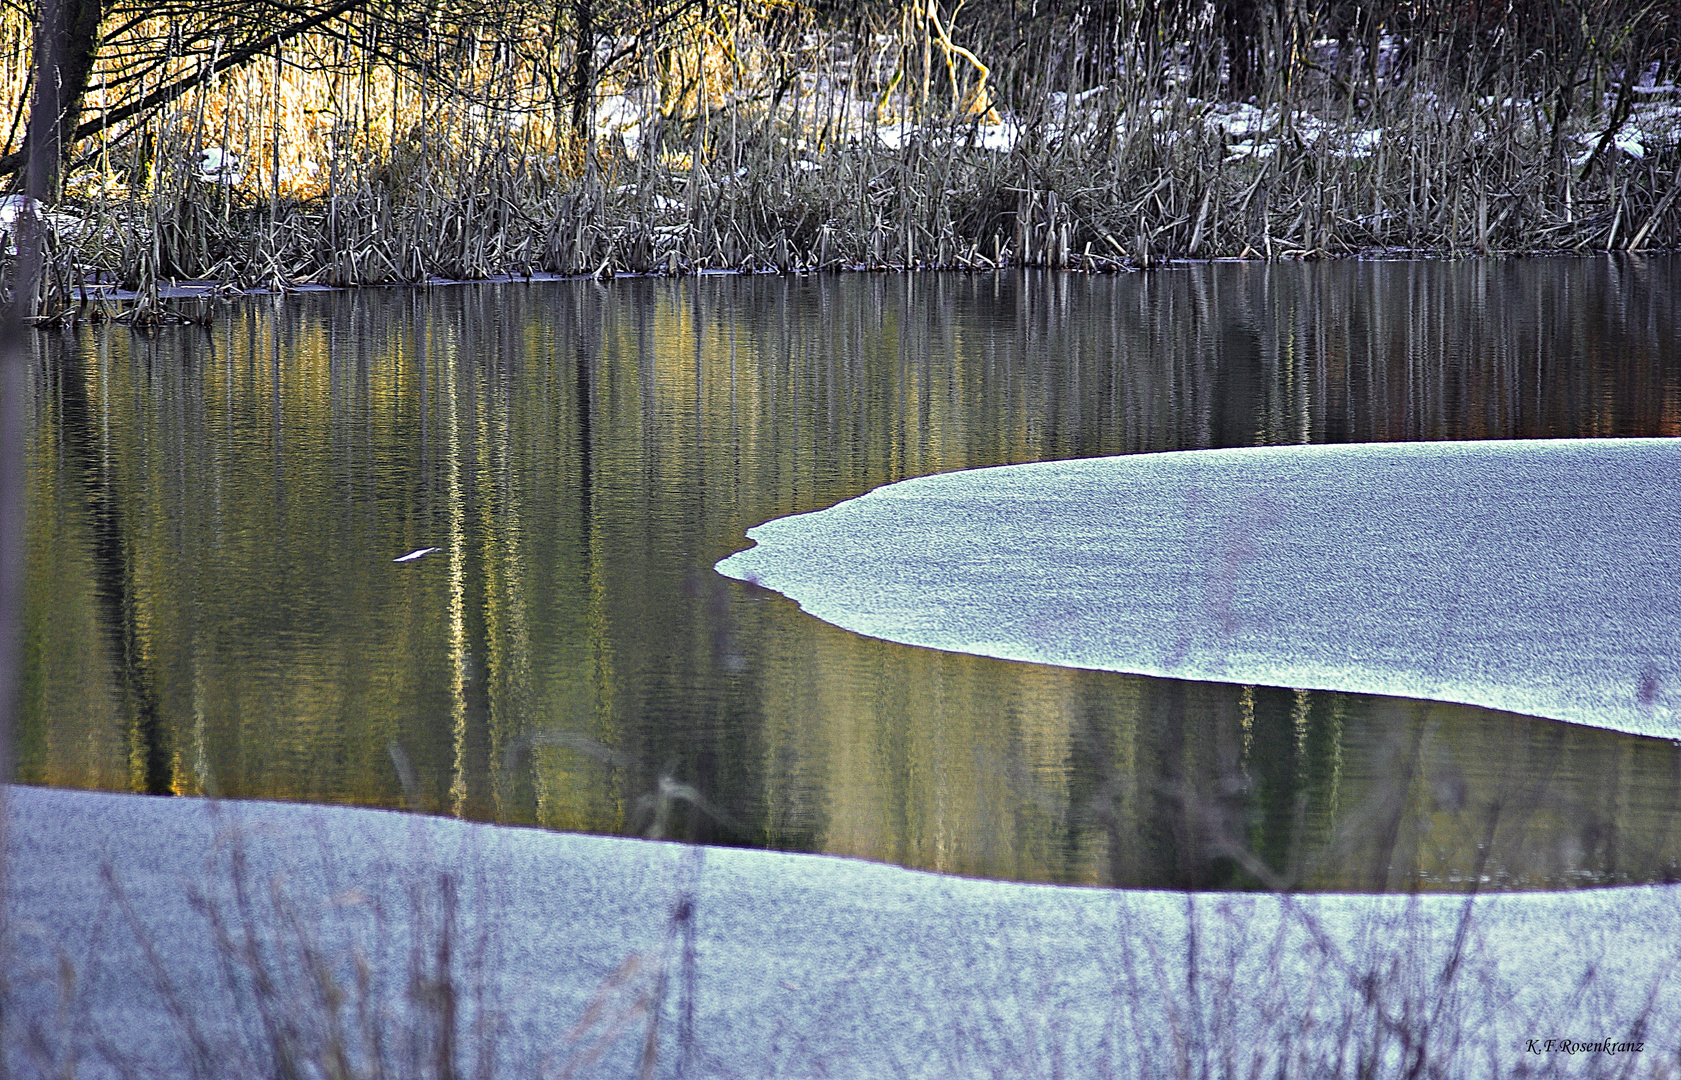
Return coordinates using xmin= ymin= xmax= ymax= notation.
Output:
xmin=752 ymin=600 xmax=1681 ymax=893
xmin=20 ymin=276 xmax=1681 ymax=891
xmin=1070 ymin=686 xmax=1681 ymax=893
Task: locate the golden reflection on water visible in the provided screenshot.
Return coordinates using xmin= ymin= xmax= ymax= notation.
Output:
xmin=747 ymin=601 xmax=1681 ymax=891
xmin=19 ymin=265 xmax=1681 ymax=891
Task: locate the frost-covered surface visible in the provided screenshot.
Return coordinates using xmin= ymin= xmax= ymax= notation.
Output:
xmin=4 ymin=785 xmax=1678 ymax=1077
xmin=717 ymin=439 xmax=1681 ymax=741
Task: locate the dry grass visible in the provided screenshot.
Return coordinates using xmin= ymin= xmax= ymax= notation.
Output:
xmin=0 ymin=5 xmax=1673 ymax=321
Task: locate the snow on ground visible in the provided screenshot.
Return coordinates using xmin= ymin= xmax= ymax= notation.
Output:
xmin=716 ymin=439 xmax=1681 ymax=742
xmin=588 ymin=65 xmax=1681 ymax=171
xmin=4 ymin=784 xmax=1678 ymax=1078
xmin=0 ymin=195 xmax=87 ymax=237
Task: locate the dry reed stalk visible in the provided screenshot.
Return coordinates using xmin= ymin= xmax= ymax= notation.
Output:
xmin=0 ymin=7 xmax=1672 ymax=308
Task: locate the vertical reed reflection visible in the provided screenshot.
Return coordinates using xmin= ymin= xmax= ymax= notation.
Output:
xmin=18 ymin=261 xmax=1681 ymax=891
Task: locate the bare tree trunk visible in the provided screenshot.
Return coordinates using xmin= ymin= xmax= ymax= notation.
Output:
xmin=569 ymin=0 xmax=594 ymax=141
xmin=1219 ymin=0 xmax=1260 ymax=98
xmin=24 ymin=0 xmax=104 ymax=199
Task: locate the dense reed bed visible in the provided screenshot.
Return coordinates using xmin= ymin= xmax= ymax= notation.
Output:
xmin=3 ymin=2 xmax=1681 ymax=308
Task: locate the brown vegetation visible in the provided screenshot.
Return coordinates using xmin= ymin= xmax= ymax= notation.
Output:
xmin=0 ymin=0 xmax=1678 ymax=318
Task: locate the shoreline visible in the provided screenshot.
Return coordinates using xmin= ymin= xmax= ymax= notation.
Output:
xmin=52 ymin=247 xmax=1676 ymax=314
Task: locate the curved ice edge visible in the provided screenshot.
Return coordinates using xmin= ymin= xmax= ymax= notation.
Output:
xmin=717 ymin=438 xmax=1681 ymax=742
xmin=6 ymin=784 xmax=1680 ymax=1075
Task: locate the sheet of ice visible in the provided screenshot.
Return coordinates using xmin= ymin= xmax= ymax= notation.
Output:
xmin=5 ymin=785 xmax=1677 ymax=1077
xmin=716 ymin=439 xmax=1681 ymax=741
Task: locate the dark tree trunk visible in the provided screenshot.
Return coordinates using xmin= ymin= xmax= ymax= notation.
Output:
xmin=1219 ymin=0 xmax=1260 ymax=98
xmin=569 ymin=0 xmax=594 ymax=141
xmin=26 ymin=0 xmax=105 ymax=199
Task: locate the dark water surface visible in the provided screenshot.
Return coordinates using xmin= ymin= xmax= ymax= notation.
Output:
xmin=19 ymin=260 xmax=1681 ymax=892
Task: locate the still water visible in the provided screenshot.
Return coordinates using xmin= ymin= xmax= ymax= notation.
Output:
xmin=19 ymin=260 xmax=1681 ymax=892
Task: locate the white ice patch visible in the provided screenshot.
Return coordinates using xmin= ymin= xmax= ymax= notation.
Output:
xmin=0 ymin=194 xmax=83 ymax=237
xmin=717 ymin=439 xmax=1681 ymax=741
xmin=1334 ymin=127 xmax=1383 ymax=159
xmin=8 ymin=783 xmax=1681 ymax=1078
xmin=970 ymin=119 xmax=1021 ymax=151
xmin=1208 ymin=102 xmax=1278 ymax=138
xmin=0 ymin=194 xmax=38 ymax=225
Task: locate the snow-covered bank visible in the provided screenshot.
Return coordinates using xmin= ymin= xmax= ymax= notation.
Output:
xmin=3 ymin=784 xmax=1678 ymax=1077
xmin=717 ymin=439 xmax=1681 ymax=741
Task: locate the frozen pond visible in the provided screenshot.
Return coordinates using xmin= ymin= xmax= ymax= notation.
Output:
xmin=19 ymin=260 xmax=1681 ymax=891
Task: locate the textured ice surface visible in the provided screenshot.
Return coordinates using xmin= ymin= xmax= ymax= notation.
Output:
xmin=717 ymin=439 xmax=1681 ymax=740
xmin=6 ymin=785 xmax=1678 ymax=1077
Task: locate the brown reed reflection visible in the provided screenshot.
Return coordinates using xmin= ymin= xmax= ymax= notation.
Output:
xmin=16 ymin=262 xmax=1681 ymax=891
